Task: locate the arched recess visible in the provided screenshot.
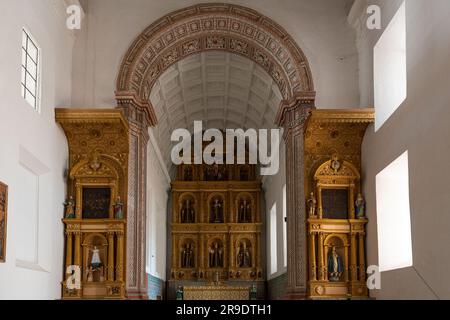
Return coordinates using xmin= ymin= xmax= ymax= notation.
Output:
xmin=116 ymin=3 xmax=316 ymax=124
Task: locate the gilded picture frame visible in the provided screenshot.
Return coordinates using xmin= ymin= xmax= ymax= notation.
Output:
xmin=0 ymin=181 xmax=8 ymax=263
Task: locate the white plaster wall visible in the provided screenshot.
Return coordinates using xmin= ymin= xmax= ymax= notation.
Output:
xmin=145 ymin=129 xmax=170 ymax=281
xmin=263 ymin=142 xmax=287 ymax=280
xmin=0 ymin=0 xmax=75 ymax=299
xmin=71 ymin=0 xmax=359 ymax=109
xmin=351 ymin=0 xmax=450 ymax=299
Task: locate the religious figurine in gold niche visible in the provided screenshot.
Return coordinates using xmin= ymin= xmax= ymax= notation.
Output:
xmin=209 ymin=242 xmax=223 ymax=268
xmin=355 ymin=193 xmax=366 ymax=219
xmin=237 ymin=242 xmax=251 ymax=268
xmin=206 ymin=164 xmax=227 ymax=181
xmin=307 ymin=192 xmax=317 ymax=217
xmin=90 ymin=246 xmax=102 ymax=269
xmin=211 ymin=198 xmax=223 ymax=223
xmin=114 ymin=196 xmax=124 ymax=219
xmin=238 ymin=199 xmax=251 ymax=223
xmin=328 ymin=246 xmax=343 ymax=282
xmin=181 ymin=199 xmax=195 ymax=223
xmin=64 ymin=196 xmax=76 ymax=219
xmin=331 ymin=154 xmax=341 ymax=173
xmin=181 ymin=243 xmax=194 ymax=268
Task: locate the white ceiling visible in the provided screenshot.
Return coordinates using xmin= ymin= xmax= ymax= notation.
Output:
xmin=149 ymin=51 xmax=283 ymax=170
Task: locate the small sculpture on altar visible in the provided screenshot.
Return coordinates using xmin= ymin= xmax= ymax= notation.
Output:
xmin=181 ymin=243 xmax=194 ymax=268
xmin=90 ymin=246 xmax=102 ymax=268
xmin=114 ymin=196 xmax=124 ymax=219
xmin=86 ymin=266 xmax=94 ymax=282
xmin=355 ymin=193 xmax=366 ymax=219
xmin=181 ymin=199 xmax=195 ymax=223
xmin=238 ymin=199 xmax=251 ymax=223
xmin=237 ymin=241 xmax=251 ymax=268
xmin=64 ymin=196 xmax=76 ymax=219
xmin=211 ymin=198 xmax=223 ymax=223
xmin=328 ymin=246 xmax=343 ymax=282
xmin=209 ymin=241 xmax=223 ymax=268
xmin=307 ymin=192 xmax=317 ymax=217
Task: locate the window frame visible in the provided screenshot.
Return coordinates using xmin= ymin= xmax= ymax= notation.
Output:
xmin=21 ymin=28 xmax=41 ymax=112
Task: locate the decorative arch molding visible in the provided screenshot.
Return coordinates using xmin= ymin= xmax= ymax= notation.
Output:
xmin=116 ymin=3 xmax=315 ymax=125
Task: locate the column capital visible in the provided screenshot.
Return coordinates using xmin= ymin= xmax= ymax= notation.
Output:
xmin=116 ymin=90 xmax=157 ymax=134
xmin=275 ymin=91 xmax=316 ymax=130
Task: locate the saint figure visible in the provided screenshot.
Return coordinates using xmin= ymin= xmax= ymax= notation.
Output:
xmin=328 ymin=246 xmax=343 ymax=282
xmin=181 ymin=243 xmax=194 ymax=268
xmin=355 ymin=193 xmax=366 ymax=219
xmin=307 ymin=192 xmax=317 ymax=217
xmin=64 ymin=196 xmax=76 ymax=219
xmin=181 ymin=199 xmax=195 ymax=223
xmin=237 ymin=242 xmax=251 ymax=268
xmin=211 ymin=199 xmax=223 ymax=223
xmin=90 ymin=246 xmax=102 ymax=268
xmin=238 ymin=200 xmax=251 ymax=223
xmin=114 ymin=196 xmax=124 ymax=219
xmin=209 ymin=242 xmax=223 ymax=268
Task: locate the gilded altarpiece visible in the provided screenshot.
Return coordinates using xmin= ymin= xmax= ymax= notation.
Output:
xmin=56 ymin=109 xmax=129 ymax=299
xmin=304 ymin=109 xmax=374 ymax=299
xmin=170 ymin=155 xmax=264 ymax=299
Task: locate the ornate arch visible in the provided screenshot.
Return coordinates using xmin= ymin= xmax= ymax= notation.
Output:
xmin=116 ymin=3 xmax=315 ymax=125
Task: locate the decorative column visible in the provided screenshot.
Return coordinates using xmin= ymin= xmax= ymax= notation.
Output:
xmin=108 ymin=232 xmax=115 ymax=281
xmin=309 ymin=233 xmax=316 ymax=281
xmin=116 ymin=93 xmax=156 ymax=299
xmin=350 ymin=233 xmax=358 ymax=281
xmin=74 ymin=231 xmax=81 ymax=269
xmin=318 ymin=233 xmax=324 ymax=281
xmin=275 ymin=93 xmax=315 ymax=299
xmin=358 ymin=232 xmax=366 ymax=281
xmin=65 ymin=231 xmax=73 ymax=279
xmin=116 ymin=231 xmax=124 ymax=281
xmin=344 ymin=245 xmax=349 ymax=282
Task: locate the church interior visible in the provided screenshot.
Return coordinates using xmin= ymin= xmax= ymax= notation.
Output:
xmin=0 ymin=0 xmax=450 ymax=300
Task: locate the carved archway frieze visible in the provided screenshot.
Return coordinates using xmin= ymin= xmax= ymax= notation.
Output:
xmin=116 ymin=3 xmax=315 ymax=126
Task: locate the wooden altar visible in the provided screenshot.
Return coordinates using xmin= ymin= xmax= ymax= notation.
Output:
xmin=56 ymin=109 xmax=129 ymax=299
xmin=169 ymin=143 xmax=264 ymax=298
xmin=304 ymin=109 xmax=374 ymax=299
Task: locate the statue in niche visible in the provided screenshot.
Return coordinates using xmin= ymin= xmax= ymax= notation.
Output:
xmin=328 ymin=246 xmax=343 ymax=282
xmin=209 ymin=241 xmax=223 ymax=268
xmin=64 ymin=196 xmax=76 ymax=219
xmin=307 ymin=192 xmax=317 ymax=217
xmin=90 ymin=246 xmax=102 ymax=268
xmin=114 ymin=196 xmax=124 ymax=219
xmin=184 ymin=167 xmax=193 ymax=181
xmin=210 ymin=198 xmax=223 ymax=223
xmin=355 ymin=193 xmax=366 ymax=219
xmin=238 ymin=199 xmax=251 ymax=223
xmin=181 ymin=199 xmax=195 ymax=223
xmin=181 ymin=243 xmax=194 ymax=268
xmin=237 ymin=241 xmax=251 ymax=268
xmin=206 ymin=164 xmax=227 ymax=181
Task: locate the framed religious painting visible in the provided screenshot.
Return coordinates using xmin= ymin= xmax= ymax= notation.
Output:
xmin=0 ymin=181 xmax=8 ymax=263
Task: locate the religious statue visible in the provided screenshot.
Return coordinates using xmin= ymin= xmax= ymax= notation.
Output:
xmin=238 ymin=199 xmax=251 ymax=223
xmin=328 ymin=246 xmax=343 ymax=282
xmin=331 ymin=154 xmax=341 ymax=173
xmin=114 ymin=196 xmax=124 ymax=220
xmin=206 ymin=164 xmax=227 ymax=181
xmin=211 ymin=198 xmax=223 ymax=223
xmin=209 ymin=241 xmax=223 ymax=268
xmin=98 ymin=265 xmax=105 ymax=282
xmin=90 ymin=246 xmax=102 ymax=268
xmin=355 ymin=193 xmax=366 ymax=219
xmin=64 ymin=196 xmax=76 ymax=219
xmin=181 ymin=199 xmax=195 ymax=223
xmin=86 ymin=266 xmax=94 ymax=282
xmin=237 ymin=242 xmax=251 ymax=268
xmin=181 ymin=243 xmax=194 ymax=268
xmin=176 ymin=286 xmax=183 ymax=300
xmin=307 ymin=192 xmax=317 ymax=217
